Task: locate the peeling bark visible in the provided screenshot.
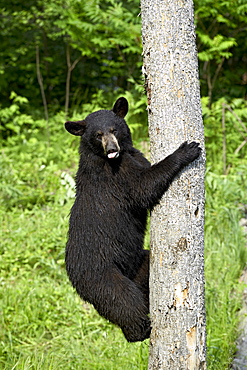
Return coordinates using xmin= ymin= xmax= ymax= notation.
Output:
xmin=140 ymin=0 xmax=207 ymax=368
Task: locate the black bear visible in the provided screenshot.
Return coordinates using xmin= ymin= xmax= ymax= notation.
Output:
xmin=65 ymin=97 xmax=201 ymax=342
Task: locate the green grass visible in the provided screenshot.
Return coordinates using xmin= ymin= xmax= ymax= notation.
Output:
xmin=204 ymin=172 xmax=247 ymax=369
xmin=0 ymin=205 xmax=149 ymax=370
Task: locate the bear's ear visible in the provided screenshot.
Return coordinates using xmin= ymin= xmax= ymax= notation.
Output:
xmin=112 ymin=97 xmax=128 ymax=118
xmin=65 ymin=120 xmax=87 ymax=136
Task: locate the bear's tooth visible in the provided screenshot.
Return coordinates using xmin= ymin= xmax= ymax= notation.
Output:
xmin=108 ymin=152 xmax=119 ymax=159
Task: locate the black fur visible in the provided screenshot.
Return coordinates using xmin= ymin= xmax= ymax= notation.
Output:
xmin=65 ymin=97 xmax=201 ymax=342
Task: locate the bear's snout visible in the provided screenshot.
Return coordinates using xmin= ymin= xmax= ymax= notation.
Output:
xmin=102 ymin=133 xmax=120 ymax=159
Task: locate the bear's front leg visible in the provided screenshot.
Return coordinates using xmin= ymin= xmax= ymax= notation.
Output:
xmin=129 ymin=141 xmax=201 ymax=210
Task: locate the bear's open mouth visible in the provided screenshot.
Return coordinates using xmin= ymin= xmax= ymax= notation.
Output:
xmin=107 ymin=152 xmax=119 ymax=159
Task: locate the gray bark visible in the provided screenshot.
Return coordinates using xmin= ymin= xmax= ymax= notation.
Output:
xmin=140 ymin=0 xmax=207 ymax=368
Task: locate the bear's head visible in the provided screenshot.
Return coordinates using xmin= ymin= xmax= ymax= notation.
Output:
xmin=65 ymin=97 xmax=132 ymax=159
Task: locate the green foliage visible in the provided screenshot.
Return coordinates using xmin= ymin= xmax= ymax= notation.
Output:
xmin=0 ymin=92 xmax=37 ymax=140
xmin=195 ymin=0 xmax=247 ymax=100
xmin=0 ymin=0 xmax=246 ymax=116
xmin=0 ymin=0 xmax=143 ymax=113
xmin=0 ymin=95 xmax=75 ymax=210
xmin=202 ymin=95 xmax=247 ymax=368
xmin=197 ymin=33 xmax=237 ymax=62
xmin=205 ymin=171 xmax=247 ymax=369
xmin=202 ymin=97 xmax=247 ymax=174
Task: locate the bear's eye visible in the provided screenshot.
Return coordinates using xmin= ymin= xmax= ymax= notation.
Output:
xmin=111 ymin=129 xmax=117 ymax=135
xmin=96 ymin=132 xmax=103 ymax=139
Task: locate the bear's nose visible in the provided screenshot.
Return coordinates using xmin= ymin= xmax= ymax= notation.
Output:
xmin=102 ymin=133 xmax=120 ymax=159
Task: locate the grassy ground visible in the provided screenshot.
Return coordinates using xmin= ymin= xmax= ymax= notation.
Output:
xmin=1 ymin=134 xmax=246 ymax=369
xmin=0 ymin=205 xmax=149 ymax=370
xmin=204 ymin=172 xmax=247 ymax=368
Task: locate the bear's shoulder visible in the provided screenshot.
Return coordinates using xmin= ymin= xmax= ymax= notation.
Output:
xmin=126 ymin=147 xmax=151 ymax=169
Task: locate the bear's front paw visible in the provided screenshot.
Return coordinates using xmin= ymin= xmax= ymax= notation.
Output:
xmin=178 ymin=141 xmax=202 ymax=164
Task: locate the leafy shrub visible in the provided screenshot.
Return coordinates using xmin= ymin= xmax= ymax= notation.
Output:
xmin=202 ymin=97 xmax=247 ymax=174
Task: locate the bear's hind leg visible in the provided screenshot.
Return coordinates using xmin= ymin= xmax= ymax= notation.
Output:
xmin=133 ymin=250 xmax=149 ymax=310
xmin=93 ymin=267 xmax=150 ymax=342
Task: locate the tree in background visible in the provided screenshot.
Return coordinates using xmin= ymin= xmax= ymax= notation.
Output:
xmin=195 ymin=0 xmax=247 ymax=104
xmin=141 ymin=0 xmax=206 ymax=368
xmin=0 ymin=0 xmax=142 ymax=114
xmin=0 ymin=0 xmax=246 ymax=118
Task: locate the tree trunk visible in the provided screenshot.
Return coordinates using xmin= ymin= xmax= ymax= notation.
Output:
xmin=65 ymin=44 xmax=81 ymax=117
xmin=140 ymin=0 xmax=207 ymax=369
xmin=36 ymin=45 xmax=49 ymax=122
